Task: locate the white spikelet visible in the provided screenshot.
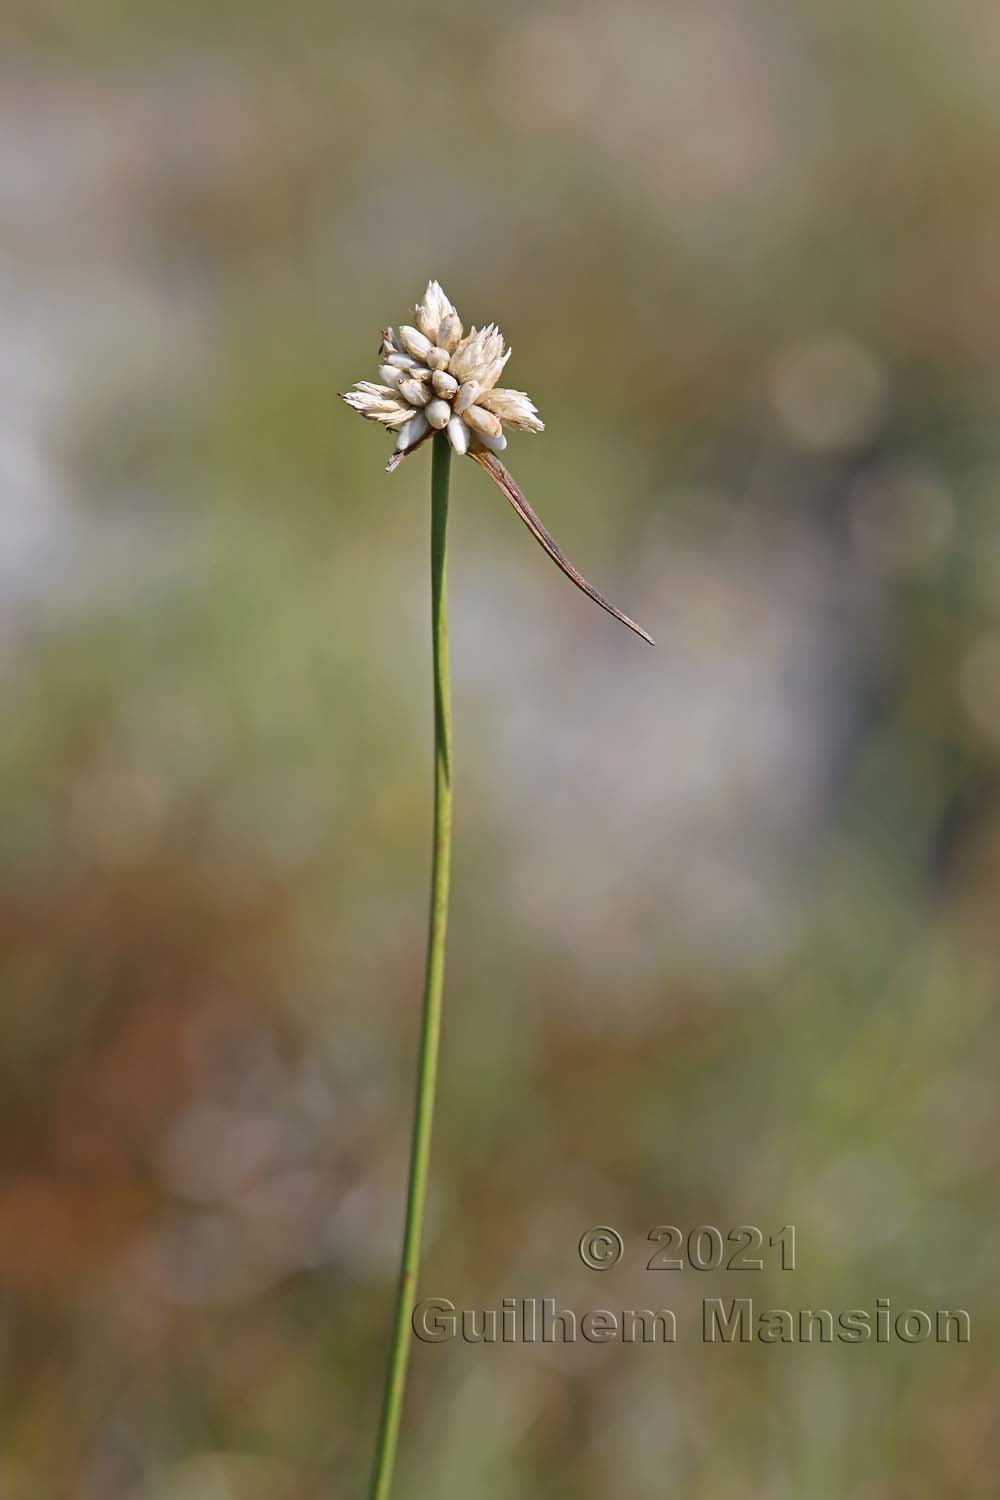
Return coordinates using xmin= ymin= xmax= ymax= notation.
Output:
xmin=478 ymin=388 xmax=545 ymax=433
xmin=446 ymin=415 xmax=469 ymax=455
xmin=398 ymin=379 xmax=431 ymax=407
xmin=399 ymin=325 xmax=433 ymax=361
xmin=425 ymin=398 xmax=451 ymax=431
xmin=432 ymin=370 xmax=459 ymax=398
xmin=450 ymin=324 xmax=507 ymax=386
xmin=475 ymin=349 xmax=512 ymax=396
xmin=396 ymin=411 xmax=429 ymax=450
xmin=437 ymin=312 xmax=463 ymax=353
xmin=341 ymin=383 xmax=413 ymax=429
xmin=462 ymin=405 xmax=503 ymax=439
xmin=415 ymin=281 xmax=458 ymax=343
xmin=453 ymin=381 xmax=480 ymax=416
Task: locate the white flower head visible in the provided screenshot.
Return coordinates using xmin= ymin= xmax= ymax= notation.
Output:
xmin=340 ymin=281 xmax=652 ymax=644
xmin=341 ymin=281 xmax=544 ymax=468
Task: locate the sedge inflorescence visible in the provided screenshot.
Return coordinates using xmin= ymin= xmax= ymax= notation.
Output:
xmin=341 ymin=281 xmax=544 ymax=459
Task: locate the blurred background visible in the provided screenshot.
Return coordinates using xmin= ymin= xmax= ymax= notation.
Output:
xmin=2 ymin=1 xmax=999 ymax=1495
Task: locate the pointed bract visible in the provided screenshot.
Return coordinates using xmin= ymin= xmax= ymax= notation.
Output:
xmin=470 ymin=450 xmax=655 ymax=645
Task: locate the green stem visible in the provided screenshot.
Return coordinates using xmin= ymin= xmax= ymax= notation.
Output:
xmin=367 ymin=432 xmax=453 ymax=1500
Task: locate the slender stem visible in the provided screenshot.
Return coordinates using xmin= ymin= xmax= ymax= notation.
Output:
xmin=367 ymin=432 xmax=453 ymax=1500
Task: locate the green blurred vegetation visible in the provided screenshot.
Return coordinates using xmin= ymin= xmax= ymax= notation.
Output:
xmin=2 ymin=1 xmax=999 ymax=1495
